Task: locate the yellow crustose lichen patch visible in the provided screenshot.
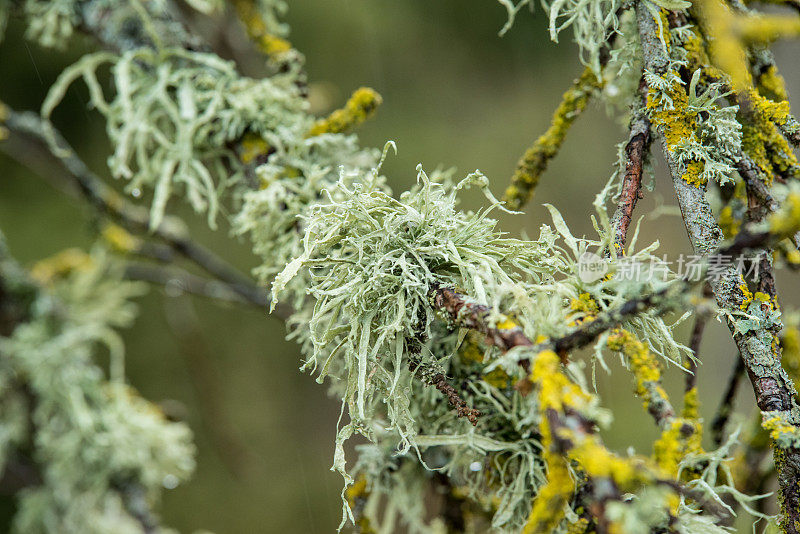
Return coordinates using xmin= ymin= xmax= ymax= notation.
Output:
xmin=307 ymin=87 xmax=383 ymax=137
xmin=606 ymin=329 xmax=662 ymax=408
xmin=232 ymin=0 xmax=293 ymax=61
xmin=30 ymin=249 xmax=94 ymax=284
xmin=646 ymin=78 xmax=709 ymax=187
xmin=769 ymin=192 xmax=800 ymax=238
xmin=521 ymin=451 xmax=573 ymax=534
xmin=101 ymin=224 xmax=142 ymax=254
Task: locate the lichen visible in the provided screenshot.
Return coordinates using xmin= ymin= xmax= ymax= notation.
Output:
xmin=307 ymin=87 xmax=383 ymax=137
xmin=43 ymin=47 xmax=308 ymax=229
xmin=503 ymin=67 xmax=601 ymax=210
xmin=0 ymin=246 xmax=194 ymax=532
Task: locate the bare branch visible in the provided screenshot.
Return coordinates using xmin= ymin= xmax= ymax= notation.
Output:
xmin=611 ymin=94 xmax=651 ymax=252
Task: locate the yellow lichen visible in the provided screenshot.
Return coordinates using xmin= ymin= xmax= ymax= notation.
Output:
xmin=565 ymin=517 xmax=590 ymax=534
xmin=30 ymin=248 xmax=93 ymax=284
xmin=239 ymin=132 xmax=272 ymax=165
xmin=0 ymin=100 xmax=8 ymax=141
xmin=570 ymin=293 xmax=599 ymax=315
xmin=654 ymin=391 xmax=703 ymax=480
xmin=781 ymin=326 xmax=800 ymax=389
xmin=568 ymin=293 xmax=599 ymax=327
xmin=762 ymin=416 xmax=798 ymax=442
xmin=307 ymin=87 xmax=382 ymax=137
xmin=698 ymin=0 xmax=752 ymax=91
xmin=459 ymin=336 xmax=485 ymax=365
xmin=531 ymin=351 xmax=656 ymax=491
xmin=717 ymin=205 xmax=741 ymax=238
xmin=483 ymin=367 xmax=512 ymax=389
xmin=345 ymin=475 xmax=374 ymax=534
xmin=607 ymin=329 xmax=664 ymax=410
xmin=740 ymin=90 xmax=799 ymax=184
xmin=757 ymin=65 xmax=789 ymax=102
xmin=101 ymin=223 xmax=142 ymax=254
xmin=644 ymin=73 xmax=706 ymax=189
xmin=495 ymin=316 xmax=520 ymax=331
xmin=503 ymin=67 xmax=602 ymax=210
xmin=739 ymin=283 xmax=754 ymax=310
xmin=231 ymin=0 xmax=293 ymax=62
xmin=769 ymin=192 xmax=800 ymax=238
xmin=522 ymin=451 xmax=574 ymax=534
xmin=533 ymin=351 xmax=592 ymax=414
xmin=682 ymin=387 xmax=701 ymax=422
xmin=682 ymin=161 xmax=707 ymax=187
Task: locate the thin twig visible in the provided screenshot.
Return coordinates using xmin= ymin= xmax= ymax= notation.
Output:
xmin=431 ymin=286 xmax=532 ymax=353
xmin=123 ymin=262 xmax=271 ymax=310
xmin=611 ymin=94 xmax=651 ymax=252
xmin=685 ymin=284 xmax=712 ymax=393
xmin=407 ymin=353 xmax=480 ymax=425
xmin=2 ymin=108 xmax=272 ymax=312
xmin=710 ymin=357 xmax=746 ymax=447
xmin=502 ymin=66 xmax=602 ymax=211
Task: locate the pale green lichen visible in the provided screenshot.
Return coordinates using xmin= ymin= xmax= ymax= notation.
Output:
xmin=233 ymin=133 xmax=380 ymax=293
xmin=0 ymin=244 xmax=194 ymax=533
xmin=645 ymin=66 xmax=742 ymax=187
xmin=22 ymin=0 xmax=80 ymax=49
xmin=42 ymin=47 xmax=307 ymax=229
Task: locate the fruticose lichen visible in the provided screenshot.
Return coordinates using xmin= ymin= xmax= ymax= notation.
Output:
xmin=43 ymin=47 xmax=308 ymax=229
xmin=0 ymin=243 xmax=194 ymax=533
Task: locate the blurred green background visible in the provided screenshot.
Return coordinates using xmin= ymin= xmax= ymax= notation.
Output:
xmin=1 ymin=1 xmax=799 ymax=532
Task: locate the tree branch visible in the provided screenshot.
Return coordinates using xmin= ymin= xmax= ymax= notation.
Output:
xmin=2 ymin=108 xmax=272 ymax=313
xmin=611 ymin=93 xmax=651 ymax=252
xmin=637 ymin=4 xmax=800 ymax=530
xmin=502 ymin=66 xmax=602 ymax=211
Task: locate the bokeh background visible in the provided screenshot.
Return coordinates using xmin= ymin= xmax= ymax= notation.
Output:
xmin=1 ymin=1 xmax=799 ymax=532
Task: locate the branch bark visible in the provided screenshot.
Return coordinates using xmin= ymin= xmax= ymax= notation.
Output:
xmin=636 ymin=4 xmax=800 ymax=530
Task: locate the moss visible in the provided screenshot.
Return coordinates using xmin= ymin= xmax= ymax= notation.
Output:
xmin=503 ymin=67 xmax=601 ymax=210
xmin=307 ymin=87 xmax=382 ymax=137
